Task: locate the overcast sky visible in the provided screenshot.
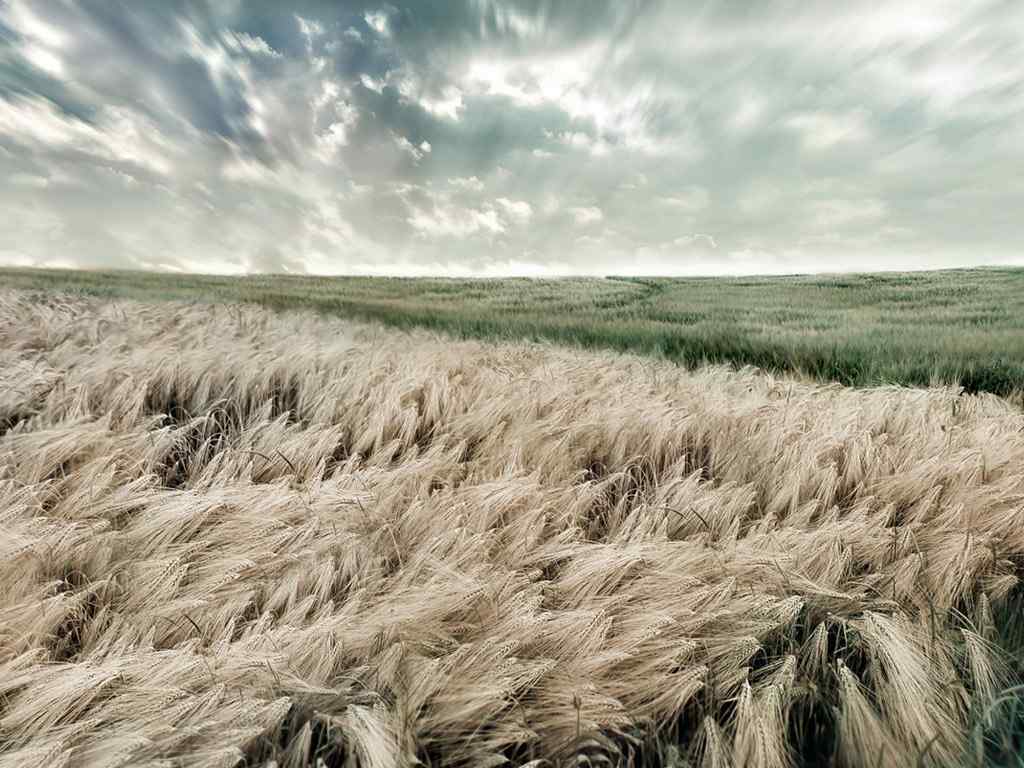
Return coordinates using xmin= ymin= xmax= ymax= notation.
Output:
xmin=1 ymin=0 xmax=1022 ymax=276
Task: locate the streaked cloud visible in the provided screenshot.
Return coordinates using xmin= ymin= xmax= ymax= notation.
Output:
xmin=0 ymin=0 xmax=1021 ymax=275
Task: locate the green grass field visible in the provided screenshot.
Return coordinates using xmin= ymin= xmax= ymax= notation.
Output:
xmin=3 ymin=265 xmax=1024 ymax=396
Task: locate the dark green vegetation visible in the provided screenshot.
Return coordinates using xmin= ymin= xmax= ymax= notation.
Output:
xmin=3 ymin=265 xmax=1024 ymax=396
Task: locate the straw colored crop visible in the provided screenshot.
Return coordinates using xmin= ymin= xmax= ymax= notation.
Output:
xmin=1 ymin=290 xmax=1022 ymax=767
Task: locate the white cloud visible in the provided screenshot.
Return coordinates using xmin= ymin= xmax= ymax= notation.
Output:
xmin=397 ymin=76 xmax=465 ymax=121
xmin=347 ymin=180 xmax=373 ymax=197
xmin=364 ymin=10 xmax=390 ymax=37
xmin=550 ymin=130 xmax=610 ymax=157
xmin=466 ymin=51 xmax=699 ymax=160
xmin=21 ymin=45 xmax=64 ymax=76
xmin=418 ymin=86 xmax=465 ymax=121
xmin=226 ymin=32 xmax=281 ymax=58
xmin=672 ymin=233 xmax=717 ymax=249
xmin=0 ymin=95 xmax=174 ymax=175
xmin=295 ymin=15 xmax=323 ymax=41
xmin=316 ymin=116 xmax=357 ymax=160
xmin=620 ymin=173 xmax=648 ymax=191
xmin=574 ymin=234 xmax=604 ymax=248
xmin=8 ymin=173 xmax=50 ymax=189
xmin=541 ymin=194 xmax=560 ymax=215
xmin=360 ymin=73 xmax=386 ymax=93
xmin=221 ymin=154 xmax=280 ymax=186
xmin=312 ymin=81 xmax=359 ymax=162
xmin=569 ymin=206 xmax=604 ymax=226
xmin=727 ymin=95 xmax=764 ymax=135
xmin=408 ymin=203 xmax=506 ymax=238
xmin=448 ymin=176 xmax=485 ymax=192
xmin=496 ymin=198 xmax=533 ymax=223
xmin=785 ymin=109 xmax=871 ymax=150
xmin=1 ymin=1 xmax=67 ymax=77
xmin=738 ymin=182 xmax=782 ymax=216
xmin=466 ymin=59 xmax=545 ymax=107
xmin=394 ymin=135 xmax=431 ymax=162
xmin=807 ymin=198 xmax=887 ymax=230
xmin=2 ymin=0 xmax=1022 ymax=276
xmin=660 ymin=186 xmax=709 ymax=213
xmin=1 ymin=1 xmax=67 ymax=48
xmin=476 ymin=0 xmax=545 ymax=41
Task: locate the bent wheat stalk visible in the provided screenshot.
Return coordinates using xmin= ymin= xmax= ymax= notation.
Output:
xmin=0 ymin=289 xmax=1022 ymax=767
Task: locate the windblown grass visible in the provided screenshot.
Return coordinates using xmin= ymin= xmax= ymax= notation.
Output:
xmin=4 ymin=265 xmax=1024 ymax=395
xmin=1 ymin=290 xmax=1023 ymax=766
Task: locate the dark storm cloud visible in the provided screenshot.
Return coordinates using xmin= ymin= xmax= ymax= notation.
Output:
xmin=0 ymin=0 xmax=1022 ymax=274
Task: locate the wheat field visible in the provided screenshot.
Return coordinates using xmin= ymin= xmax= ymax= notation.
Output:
xmin=6 ymin=266 xmax=1024 ymax=396
xmin=2 ymin=290 xmax=1024 ymax=767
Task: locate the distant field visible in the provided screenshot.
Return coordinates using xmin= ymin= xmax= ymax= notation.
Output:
xmin=3 ymin=266 xmax=1024 ymax=395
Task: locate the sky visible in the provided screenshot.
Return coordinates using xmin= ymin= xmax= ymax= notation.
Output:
xmin=0 ymin=0 xmax=1022 ymax=277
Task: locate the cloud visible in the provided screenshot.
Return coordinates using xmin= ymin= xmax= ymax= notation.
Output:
xmin=364 ymin=10 xmax=391 ymax=37
xmin=408 ymin=202 xmax=505 ymax=239
xmin=414 ymin=85 xmax=465 ymax=121
xmin=0 ymin=0 xmax=1020 ymax=275
xmin=360 ymin=73 xmax=386 ymax=94
xmin=496 ymin=197 xmax=533 ymax=223
xmin=785 ymin=109 xmax=871 ymax=150
xmin=394 ymin=134 xmax=431 ymax=162
xmin=448 ymin=176 xmax=484 ymax=192
xmin=673 ymin=233 xmax=717 ymax=249
xmin=549 ymin=130 xmax=611 ymax=156
xmin=247 ymin=244 xmax=306 ymax=274
xmin=226 ymin=32 xmax=282 ymax=59
xmin=806 ymin=198 xmax=887 ymax=230
xmin=660 ymin=187 xmax=710 ymax=213
xmin=0 ymin=94 xmax=174 ymax=176
xmin=569 ymin=206 xmax=604 ymax=226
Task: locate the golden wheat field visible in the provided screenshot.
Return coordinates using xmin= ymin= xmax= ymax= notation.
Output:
xmin=2 ymin=289 xmax=1024 ymax=768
